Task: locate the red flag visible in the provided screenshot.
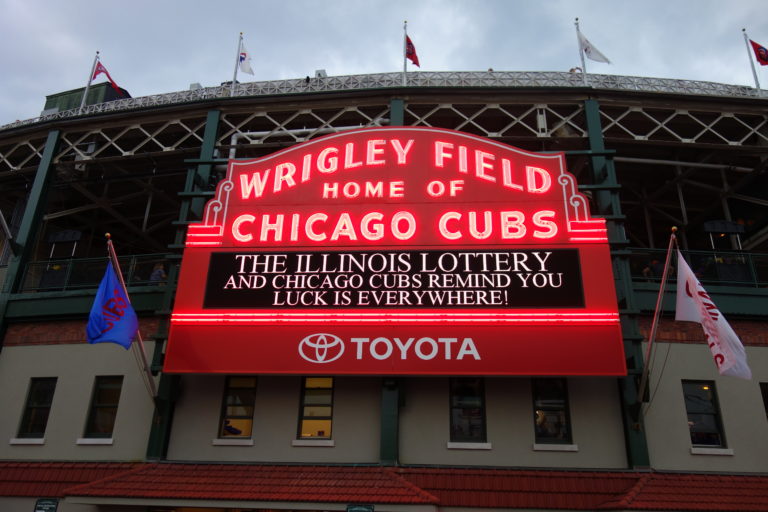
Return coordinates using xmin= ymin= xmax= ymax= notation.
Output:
xmin=750 ymin=39 xmax=768 ymax=66
xmin=92 ymin=61 xmax=123 ymax=95
xmin=405 ymin=35 xmax=420 ymax=67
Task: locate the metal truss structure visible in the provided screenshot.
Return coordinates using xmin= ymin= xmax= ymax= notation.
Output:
xmin=0 ymin=71 xmax=760 ymax=132
xmin=0 ymin=71 xmax=767 ymax=260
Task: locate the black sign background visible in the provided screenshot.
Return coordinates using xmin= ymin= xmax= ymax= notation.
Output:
xmin=204 ymin=249 xmax=584 ymax=309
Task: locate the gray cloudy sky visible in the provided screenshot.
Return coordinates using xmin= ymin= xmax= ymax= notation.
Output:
xmin=1 ymin=0 xmax=767 ymax=125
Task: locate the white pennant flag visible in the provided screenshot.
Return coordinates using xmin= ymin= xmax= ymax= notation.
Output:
xmin=578 ymin=30 xmax=611 ymax=64
xmin=675 ymin=253 xmax=752 ymax=379
xmin=239 ymin=40 xmax=254 ymax=75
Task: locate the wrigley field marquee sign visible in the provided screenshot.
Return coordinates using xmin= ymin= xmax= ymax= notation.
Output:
xmin=164 ymin=127 xmax=626 ymax=375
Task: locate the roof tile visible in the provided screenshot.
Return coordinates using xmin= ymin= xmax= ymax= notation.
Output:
xmin=3 ymin=462 xmax=768 ymax=511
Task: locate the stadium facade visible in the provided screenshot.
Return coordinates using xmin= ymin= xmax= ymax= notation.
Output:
xmin=0 ymin=70 xmax=767 ymax=512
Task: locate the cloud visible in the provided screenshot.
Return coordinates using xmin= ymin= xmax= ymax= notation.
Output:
xmin=1 ymin=0 xmax=767 ymax=124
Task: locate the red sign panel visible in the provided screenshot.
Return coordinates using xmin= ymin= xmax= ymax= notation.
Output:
xmin=165 ymin=127 xmax=625 ymax=375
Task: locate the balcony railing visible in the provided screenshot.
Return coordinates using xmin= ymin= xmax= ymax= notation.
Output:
xmin=18 ymin=254 xmax=170 ymax=293
xmin=629 ymin=248 xmax=768 ymax=288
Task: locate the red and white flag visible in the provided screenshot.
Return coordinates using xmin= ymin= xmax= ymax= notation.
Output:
xmin=92 ymin=61 xmax=122 ymax=95
xmin=750 ymin=39 xmax=768 ymax=66
xmin=405 ymin=35 xmax=420 ymax=67
xmin=675 ymin=252 xmax=752 ymax=379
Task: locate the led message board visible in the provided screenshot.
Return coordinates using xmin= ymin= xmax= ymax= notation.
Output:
xmin=165 ymin=127 xmax=625 ymax=375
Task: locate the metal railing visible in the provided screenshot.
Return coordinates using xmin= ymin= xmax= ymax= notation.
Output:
xmin=18 ymin=254 xmax=170 ymax=293
xmin=629 ymin=248 xmax=768 ymax=288
xmin=1 ymin=71 xmax=762 ymax=132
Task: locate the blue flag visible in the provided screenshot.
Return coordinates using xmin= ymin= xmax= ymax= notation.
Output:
xmin=86 ymin=261 xmax=138 ymax=349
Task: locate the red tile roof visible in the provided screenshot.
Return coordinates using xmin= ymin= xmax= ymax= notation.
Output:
xmin=0 ymin=462 xmax=137 ymax=497
xmin=397 ymin=467 xmax=640 ymax=510
xmin=599 ymin=473 xmax=768 ymax=511
xmin=64 ymin=464 xmax=439 ymax=504
xmin=3 ymin=462 xmax=768 ymax=511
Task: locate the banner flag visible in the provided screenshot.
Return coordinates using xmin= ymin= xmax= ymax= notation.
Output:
xmin=750 ymin=39 xmax=768 ymax=66
xmin=239 ymin=39 xmax=255 ymax=75
xmin=86 ymin=261 xmax=138 ymax=350
xmin=92 ymin=61 xmax=123 ymax=95
xmin=675 ymin=253 xmax=752 ymax=379
xmin=577 ymin=30 xmax=611 ymax=63
xmin=405 ymin=35 xmax=420 ymax=67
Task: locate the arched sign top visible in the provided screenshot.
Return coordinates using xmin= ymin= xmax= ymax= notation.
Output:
xmin=186 ymin=127 xmax=605 ymax=248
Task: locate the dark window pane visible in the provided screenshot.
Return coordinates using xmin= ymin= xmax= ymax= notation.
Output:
xmin=228 ymin=376 xmax=257 ymax=388
xmin=303 ymin=389 xmax=333 ymax=405
xmin=18 ymin=378 xmax=57 ymax=438
xmin=84 ymin=376 xmax=123 ymax=438
xmin=28 ymin=379 xmax=57 ymax=406
xmin=449 ymin=378 xmax=486 ymax=443
xmin=761 ymin=383 xmax=768 ymax=420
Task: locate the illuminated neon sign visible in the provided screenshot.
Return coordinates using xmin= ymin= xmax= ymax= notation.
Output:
xmin=165 ymin=127 xmax=625 ymax=376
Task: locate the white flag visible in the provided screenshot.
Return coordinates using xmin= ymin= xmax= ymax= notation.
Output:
xmin=578 ymin=31 xmax=611 ymax=64
xmin=675 ymin=253 xmax=752 ymax=379
xmin=239 ymin=40 xmax=254 ymax=75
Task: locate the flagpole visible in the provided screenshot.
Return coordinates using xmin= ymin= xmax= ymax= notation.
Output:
xmin=637 ymin=227 xmax=678 ymax=404
xmin=575 ymin=19 xmax=588 ymax=86
xmin=403 ymin=21 xmax=408 ymax=87
xmin=79 ymin=51 xmax=100 ymax=113
xmin=742 ymin=29 xmax=761 ymax=93
xmin=232 ymin=32 xmax=243 ymax=97
xmin=105 ymin=234 xmax=157 ymax=398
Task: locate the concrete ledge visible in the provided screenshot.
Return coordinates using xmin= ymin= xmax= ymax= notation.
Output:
xmin=212 ymin=438 xmax=254 ymax=446
xmin=9 ymin=438 xmax=45 ymax=445
xmin=533 ymin=443 xmax=579 ymax=452
xmin=447 ymin=442 xmax=492 ymax=450
xmin=690 ymin=447 xmax=734 ymax=456
xmin=292 ymin=439 xmax=335 ymax=447
xmin=76 ymin=438 xmax=113 ymax=445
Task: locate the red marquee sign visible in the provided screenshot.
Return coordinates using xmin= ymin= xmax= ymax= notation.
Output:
xmin=164 ymin=127 xmax=626 ymax=376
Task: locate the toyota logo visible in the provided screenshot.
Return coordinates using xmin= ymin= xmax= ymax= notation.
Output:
xmin=298 ymin=333 xmax=345 ymax=364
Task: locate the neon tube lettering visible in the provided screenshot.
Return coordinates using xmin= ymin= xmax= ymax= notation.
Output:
xmin=532 ymin=210 xmax=558 ymax=239
xmin=306 ymin=213 xmax=328 ymax=241
xmin=232 ymin=214 xmax=256 ymax=242
xmin=439 ymin=211 xmax=462 ymax=240
xmin=317 ymin=147 xmax=339 ymax=173
xmin=366 ymin=139 xmax=386 ymax=165
xmin=344 ymin=142 xmax=363 ymax=169
xmin=240 ymin=170 xmax=271 ymax=199
xmin=390 ymin=139 xmax=414 ymax=164
xmin=273 ymin=162 xmax=296 ymax=193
